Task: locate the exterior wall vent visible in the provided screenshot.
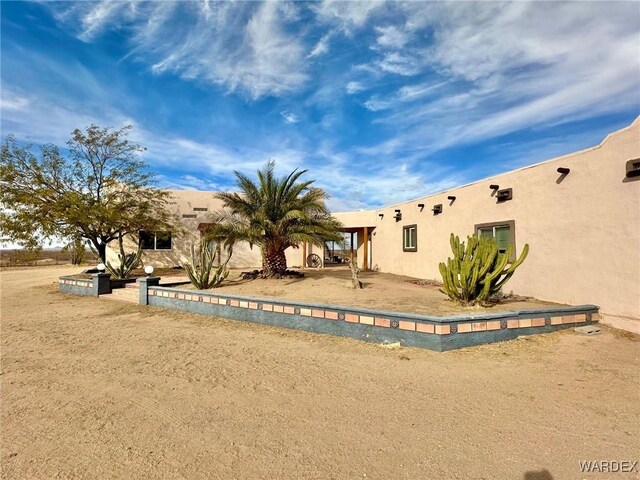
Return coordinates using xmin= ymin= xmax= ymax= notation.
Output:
xmin=625 ymin=158 xmax=640 ymax=178
xmin=496 ymin=188 xmax=513 ymax=203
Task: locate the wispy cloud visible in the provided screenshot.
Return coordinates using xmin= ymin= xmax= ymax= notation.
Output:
xmin=374 ymin=25 xmax=410 ymax=49
xmin=314 ymin=0 xmax=386 ymax=30
xmin=50 ymin=1 xmax=309 ymax=100
xmin=346 ymin=81 xmax=366 ymax=94
xmin=0 ymin=88 xmax=31 ymax=112
xmin=280 ymin=111 xmax=300 ymax=124
xmin=353 ymin=1 xmax=640 ymax=158
xmin=308 ymin=33 xmax=332 ymax=58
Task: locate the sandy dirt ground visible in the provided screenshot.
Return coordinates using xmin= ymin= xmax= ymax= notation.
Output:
xmin=1 ymin=266 xmax=639 ymax=479
xmin=175 ymin=266 xmax=560 ymax=316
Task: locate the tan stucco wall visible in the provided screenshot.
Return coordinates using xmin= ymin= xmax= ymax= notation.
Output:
xmin=285 ymin=239 xmax=330 ymax=269
xmin=107 ymin=190 xmax=262 ymax=269
xmin=336 ymin=118 xmax=640 ymax=332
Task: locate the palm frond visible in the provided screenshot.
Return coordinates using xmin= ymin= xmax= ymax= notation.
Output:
xmin=209 ymin=161 xmax=343 ymax=273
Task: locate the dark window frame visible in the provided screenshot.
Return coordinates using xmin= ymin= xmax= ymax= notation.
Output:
xmin=474 ymin=220 xmax=516 ymax=260
xmin=403 ymin=224 xmax=418 ymax=252
xmin=139 ymin=230 xmax=173 ymax=251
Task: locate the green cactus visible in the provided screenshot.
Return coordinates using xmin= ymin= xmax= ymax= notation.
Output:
xmin=439 ymin=233 xmax=529 ymax=306
xmin=183 ymin=240 xmax=232 ymax=289
xmin=105 ymin=235 xmax=142 ymax=279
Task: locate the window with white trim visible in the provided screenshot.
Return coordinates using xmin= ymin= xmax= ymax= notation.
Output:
xmin=403 ymin=224 xmax=417 ymax=252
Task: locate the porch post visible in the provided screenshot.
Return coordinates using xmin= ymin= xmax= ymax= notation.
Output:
xmin=350 ymin=232 xmax=354 ymax=259
xmin=362 ymin=227 xmax=369 ymax=271
xmin=302 ymin=242 xmax=307 ymax=269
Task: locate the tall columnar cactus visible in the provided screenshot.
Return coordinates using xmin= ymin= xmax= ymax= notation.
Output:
xmin=439 ymin=233 xmax=529 ymax=305
xmin=105 ymin=236 xmax=142 ymax=279
xmin=183 ymin=240 xmax=232 ymax=289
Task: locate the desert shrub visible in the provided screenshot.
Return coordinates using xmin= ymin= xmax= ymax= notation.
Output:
xmin=12 ymin=245 xmax=42 ymax=265
xmin=439 ymin=233 xmax=528 ymax=306
xmin=348 ymin=253 xmax=363 ymax=289
xmin=61 ymin=237 xmax=86 ymax=265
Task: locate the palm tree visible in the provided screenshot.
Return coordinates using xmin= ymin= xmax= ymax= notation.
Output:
xmin=207 ymin=161 xmax=344 ymax=277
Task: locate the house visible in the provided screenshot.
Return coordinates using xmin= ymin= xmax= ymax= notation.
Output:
xmin=108 ymin=117 xmax=640 ymax=333
xmin=109 ymin=189 xmax=263 ymax=270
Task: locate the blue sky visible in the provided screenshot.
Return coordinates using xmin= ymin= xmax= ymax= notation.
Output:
xmin=2 ymin=1 xmax=639 ymax=211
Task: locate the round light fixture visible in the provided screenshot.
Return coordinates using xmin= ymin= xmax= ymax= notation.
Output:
xmin=144 ymin=265 xmax=154 ymax=276
xmin=97 ymin=263 xmax=106 ymax=272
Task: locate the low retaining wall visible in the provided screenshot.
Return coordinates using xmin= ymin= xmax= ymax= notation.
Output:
xmin=139 ymin=278 xmax=599 ymax=352
xmin=59 ymin=273 xmax=111 ymax=297
xmin=59 ymin=275 xmax=600 ymax=351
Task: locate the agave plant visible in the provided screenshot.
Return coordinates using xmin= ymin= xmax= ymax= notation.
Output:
xmin=183 ymin=240 xmax=232 ymax=289
xmin=105 ymin=235 xmax=142 ymax=279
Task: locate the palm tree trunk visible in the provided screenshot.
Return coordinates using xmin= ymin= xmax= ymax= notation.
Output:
xmin=263 ymin=247 xmax=288 ymax=277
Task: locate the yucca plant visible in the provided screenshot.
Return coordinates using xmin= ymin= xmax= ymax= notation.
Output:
xmin=105 ymin=235 xmax=142 ymax=279
xmin=439 ymin=233 xmax=529 ymax=306
xmin=183 ymin=240 xmax=232 ymax=289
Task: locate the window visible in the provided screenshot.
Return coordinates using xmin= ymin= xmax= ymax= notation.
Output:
xmin=139 ymin=231 xmax=172 ymax=250
xmin=475 ymin=221 xmax=516 ymax=259
xmin=182 ymin=214 xmax=197 ymax=219
xmin=155 ymin=231 xmax=172 ymax=250
xmin=403 ymin=224 xmax=417 ymax=252
xmin=193 ymin=207 xmax=208 ymax=212
xmin=139 ymin=230 xmax=155 ymax=250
